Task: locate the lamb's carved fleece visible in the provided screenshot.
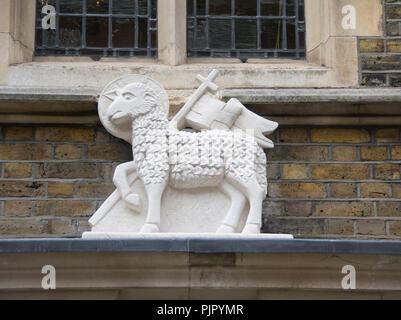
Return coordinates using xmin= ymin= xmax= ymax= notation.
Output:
xmin=130 ymin=86 xmax=267 ymax=195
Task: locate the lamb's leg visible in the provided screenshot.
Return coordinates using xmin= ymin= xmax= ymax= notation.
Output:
xmin=216 ymin=180 xmax=247 ymax=233
xmin=139 ymin=182 xmax=167 ymax=233
xmin=226 ymin=176 xmax=265 ymax=234
xmin=241 ymin=180 xmax=265 ymax=234
xmin=113 ymin=161 xmax=140 ymax=211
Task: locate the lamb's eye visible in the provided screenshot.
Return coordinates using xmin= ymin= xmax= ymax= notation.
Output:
xmin=122 ymin=92 xmax=135 ymax=101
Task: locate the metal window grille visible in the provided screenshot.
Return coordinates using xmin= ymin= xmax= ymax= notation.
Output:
xmin=35 ymin=0 xmax=157 ymax=58
xmin=187 ymin=0 xmax=305 ymax=59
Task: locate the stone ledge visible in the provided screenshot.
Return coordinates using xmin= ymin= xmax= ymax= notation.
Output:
xmin=1 ymin=87 xmax=401 ymax=125
xmin=220 ymin=88 xmax=401 ymax=104
xmin=1 ymin=239 xmax=401 ymax=299
xmin=1 ymin=238 xmax=401 ymax=254
xmin=0 ymin=86 xmax=99 ymax=102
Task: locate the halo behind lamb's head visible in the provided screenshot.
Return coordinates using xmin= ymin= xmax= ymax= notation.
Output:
xmin=98 ymin=74 xmax=169 ymax=144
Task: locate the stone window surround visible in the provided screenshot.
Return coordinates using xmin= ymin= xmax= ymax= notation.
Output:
xmin=0 ymin=0 xmax=383 ymax=89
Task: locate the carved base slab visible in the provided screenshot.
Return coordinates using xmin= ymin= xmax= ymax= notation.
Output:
xmin=81 ymin=232 xmax=294 ymax=239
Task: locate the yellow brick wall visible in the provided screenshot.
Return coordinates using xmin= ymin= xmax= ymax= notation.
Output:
xmin=0 ymin=125 xmax=131 ymax=237
xmin=263 ymin=127 xmax=401 ymax=239
xmin=0 ymin=125 xmax=400 ymax=239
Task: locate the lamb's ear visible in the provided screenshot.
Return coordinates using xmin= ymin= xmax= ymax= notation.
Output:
xmin=144 ymin=92 xmax=157 ymax=106
xmin=103 ymin=89 xmax=119 ymax=101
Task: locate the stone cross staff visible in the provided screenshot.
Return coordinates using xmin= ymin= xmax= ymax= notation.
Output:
xmin=172 ymin=69 xmax=219 ymax=130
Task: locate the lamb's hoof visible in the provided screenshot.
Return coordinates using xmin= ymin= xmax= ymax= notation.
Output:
xmin=124 ymin=193 xmax=141 ymax=212
xmin=216 ymin=224 xmax=235 ymax=234
xmin=242 ymin=223 xmax=261 ymax=234
xmin=139 ymin=223 xmax=159 ymax=233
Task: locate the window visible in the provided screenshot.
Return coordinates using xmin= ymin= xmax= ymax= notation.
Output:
xmin=35 ymin=0 xmax=157 ymax=57
xmin=187 ymin=0 xmax=305 ymax=59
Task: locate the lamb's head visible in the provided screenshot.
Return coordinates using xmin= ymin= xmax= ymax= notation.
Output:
xmin=107 ymin=82 xmax=157 ymax=124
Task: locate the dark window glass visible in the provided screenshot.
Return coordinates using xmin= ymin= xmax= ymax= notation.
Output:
xmin=86 ymin=17 xmax=108 ymax=47
xmin=59 ymin=17 xmax=82 ymax=47
xmin=235 ymin=0 xmax=257 ymax=16
xmin=35 ymin=0 xmax=157 ymax=58
xmin=187 ymin=0 xmax=305 ymax=59
xmin=209 ymin=19 xmax=231 ymax=49
xmin=113 ymin=18 xmax=135 ymax=48
xmin=210 ymin=0 xmax=231 ymax=15
xmin=235 ymin=20 xmax=257 ymax=49
xmin=261 ymin=20 xmax=281 ymax=49
xmin=113 ymin=1 xmax=135 ymax=15
xmin=59 ymin=0 xmax=82 ymax=13
xmin=87 ymin=0 xmax=109 ymax=14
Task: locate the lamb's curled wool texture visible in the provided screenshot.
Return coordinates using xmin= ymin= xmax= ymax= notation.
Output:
xmin=131 ymin=106 xmax=267 ymax=195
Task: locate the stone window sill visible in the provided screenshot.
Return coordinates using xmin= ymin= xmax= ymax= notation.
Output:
xmin=1 ymin=85 xmax=401 ymax=125
xmin=6 ymin=60 xmax=330 ymax=90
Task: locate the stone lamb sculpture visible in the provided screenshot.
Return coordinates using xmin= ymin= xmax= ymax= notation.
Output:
xmin=87 ymin=70 xmax=280 ymax=235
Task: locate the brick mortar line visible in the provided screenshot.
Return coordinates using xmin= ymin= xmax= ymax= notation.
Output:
xmin=10 ymin=178 xmax=401 ymax=182
xmin=0 ymin=197 xmax=399 ymax=201
xmin=361 ymin=52 xmax=401 ymax=55
xmin=264 ymin=216 xmax=401 ymax=221
xmin=266 ymin=161 xmax=401 ymax=164
xmin=271 ymin=143 xmax=401 ymax=146
xmin=361 ymin=69 xmax=401 ymax=72
xmin=361 ymin=70 xmax=401 ymax=73
xmin=3 ymin=217 xmax=400 ymax=221
xmin=359 ymin=36 xmax=401 ymax=39
xmin=0 ymin=178 xmax=111 ymax=182
xmin=0 ymin=141 xmax=97 ymax=145
xmin=0 ymin=160 xmax=129 ymax=163
xmin=0 ymin=197 xmax=106 ymax=201
xmin=0 ymin=217 xmax=89 ymax=221
xmin=268 ymin=179 xmax=401 ymax=182
xmin=266 ymin=198 xmax=401 ymax=201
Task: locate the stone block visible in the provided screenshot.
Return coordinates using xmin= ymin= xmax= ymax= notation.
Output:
xmin=311 ymin=128 xmax=370 ymax=143
xmin=283 ymin=201 xmax=312 ymax=217
xmin=330 ymin=183 xmax=357 ymax=198
xmin=77 ymin=182 xmax=115 ymax=198
xmin=374 ymin=164 xmax=400 ymax=180
xmin=278 ymin=128 xmax=308 ymax=143
xmin=4 ymin=200 xmax=32 ymax=217
xmin=360 ymin=39 xmax=384 ymax=52
xmin=0 ymin=144 xmax=51 ymax=160
xmin=361 ymin=146 xmax=387 ymax=161
xmin=315 ymin=202 xmax=374 ymax=217
xmin=356 ymin=220 xmax=386 ymax=235
xmin=4 ymin=126 xmax=33 ymax=140
xmin=35 ymin=162 xmax=98 ymax=179
xmin=0 ymin=181 xmax=45 ymax=197
xmin=48 ymin=182 xmax=75 ymax=198
xmin=54 ymin=144 xmax=82 ymax=160
xmin=34 ymin=200 xmax=96 ymax=217
xmin=35 ymin=127 xmax=94 ymax=142
xmin=331 ymin=146 xmax=359 ymax=161
xmin=311 ymin=164 xmax=370 ymax=180
xmin=378 ymin=202 xmax=401 ymax=217
xmin=269 ymin=182 xmax=327 ymax=198
xmin=360 ymin=183 xmax=391 ymax=198
xmin=327 ymin=219 xmax=354 ymax=235
xmin=375 ymin=128 xmax=399 ymax=142
xmin=4 ymin=163 xmax=32 ymax=178
xmin=267 ymin=146 xmax=329 ymax=161
xmin=282 ymin=164 xmax=308 ymax=180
